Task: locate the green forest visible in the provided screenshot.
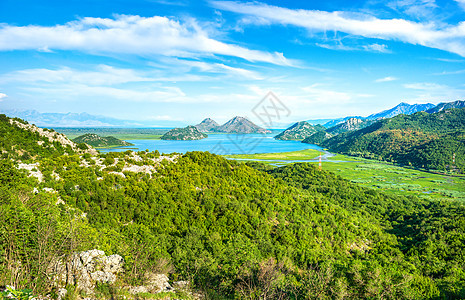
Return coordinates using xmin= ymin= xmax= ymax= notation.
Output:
xmin=314 ymin=109 xmax=465 ymax=173
xmin=1 ymin=114 xmax=465 ymax=299
xmin=73 ymin=133 xmax=134 ymax=148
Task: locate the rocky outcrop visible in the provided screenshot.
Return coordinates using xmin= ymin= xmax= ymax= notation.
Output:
xmin=195 ymin=118 xmax=220 ymax=133
xmin=326 ymin=118 xmax=373 ymax=135
xmin=50 ymin=250 xmax=124 ymax=295
xmin=426 ymin=100 xmax=465 ymax=113
xmin=126 ymin=273 xmax=173 ymax=294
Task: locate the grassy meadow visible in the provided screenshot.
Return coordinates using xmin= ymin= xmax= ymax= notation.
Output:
xmin=227 ymin=149 xmax=465 ymax=202
xmin=53 ymin=127 xmax=168 ymax=140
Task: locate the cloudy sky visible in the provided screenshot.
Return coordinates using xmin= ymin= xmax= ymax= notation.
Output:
xmin=0 ymin=0 xmax=464 ymax=126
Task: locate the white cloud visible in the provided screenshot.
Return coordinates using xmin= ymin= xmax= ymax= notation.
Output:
xmin=1 ymin=65 xmax=154 ymax=86
xmin=375 ymin=76 xmax=398 ymax=82
xmin=301 ymin=84 xmax=352 ymax=103
xmin=175 ymin=60 xmax=263 ymax=79
xmin=211 ymin=1 xmax=465 ymax=57
xmin=0 ymin=93 xmax=7 ymax=100
xmin=362 ymin=44 xmax=391 ymax=53
xmin=403 ymin=82 xmax=448 ymax=90
xmin=23 ymin=84 xmax=189 ymax=103
xmin=0 ymin=62 xmax=263 ymax=87
xmin=403 ymin=82 xmax=465 ymax=101
xmin=316 ymin=42 xmax=390 ymax=53
xmin=0 ymin=14 xmax=293 ymax=66
xmin=387 ymin=0 xmax=438 ymax=19
xmin=433 ymin=69 xmax=465 ymax=75
xmin=456 ymin=0 xmax=465 ymax=10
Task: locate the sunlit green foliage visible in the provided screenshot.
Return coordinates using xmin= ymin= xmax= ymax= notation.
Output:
xmin=320 ymin=109 xmax=465 ymax=172
xmin=2 ymin=115 xmax=465 ymax=299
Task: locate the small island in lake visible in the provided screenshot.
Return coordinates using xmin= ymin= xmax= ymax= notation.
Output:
xmin=73 ymin=133 xmax=134 ymax=147
xmin=161 ymin=125 xmax=208 ymax=140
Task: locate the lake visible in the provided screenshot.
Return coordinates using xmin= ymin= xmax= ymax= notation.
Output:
xmin=100 ymin=131 xmax=324 ymax=155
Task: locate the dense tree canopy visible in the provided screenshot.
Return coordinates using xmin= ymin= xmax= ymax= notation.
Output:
xmin=1 ymin=115 xmax=465 ymax=299
xmin=318 ymin=109 xmax=465 ymax=173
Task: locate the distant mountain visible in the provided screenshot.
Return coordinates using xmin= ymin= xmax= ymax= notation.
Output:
xmin=73 ymin=133 xmax=133 ymax=148
xmin=195 ymin=118 xmax=220 ymax=132
xmin=275 ymin=121 xmax=325 ymax=140
xmin=326 ymin=118 xmax=374 ymax=135
xmin=0 ymin=109 xmax=182 ymax=127
xmin=323 ymin=116 xmax=363 ymax=128
xmin=302 ymin=131 xmax=334 ymax=145
xmin=308 ymin=103 xmax=435 ymax=129
xmin=366 ymin=102 xmax=435 ymax=120
xmin=319 ymin=108 xmax=465 ymax=172
xmin=217 ymin=116 xmax=271 ymax=134
xmin=306 ymin=118 xmax=335 ymax=126
xmin=426 ymin=100 xmax=465 ymax=113
xmin=161 ymin=125 xmax=207 ymax=140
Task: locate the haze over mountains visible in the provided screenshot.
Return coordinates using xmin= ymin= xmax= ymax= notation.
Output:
xmin=0 ymin=109 xmax=181 ymax=128
xmin=2 ymin=101 xmax=463 ymax=129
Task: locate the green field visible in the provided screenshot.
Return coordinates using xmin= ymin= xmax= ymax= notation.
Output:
xmin=225 ymin=148 xmax=323 ymax=160
xmin=227 ymin=149 xmax=465 ymax=202
xmin=226 ymin=149 xmax=363 ymax=162
xmin=52 ymin=127 xmax=167 ymax=140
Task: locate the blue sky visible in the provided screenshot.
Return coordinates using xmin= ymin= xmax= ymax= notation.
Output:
xmin=0 ymin=0 xmax=464 ymax=126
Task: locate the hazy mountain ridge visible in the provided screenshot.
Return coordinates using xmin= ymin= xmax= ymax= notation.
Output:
xmin=308 ymin=102 xmax=437 ymax=128
xmin=367 ymin=102 xmax=435 ymax=120
xmin=0 ymin=109 xmax=182 ymax=127
xmin=426 ymin=100 xmax=465 ymax=113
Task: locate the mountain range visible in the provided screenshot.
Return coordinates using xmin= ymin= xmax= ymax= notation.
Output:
xmin=366 ymin=102 xmax=435 ymax=120
xmin=311 ymin=107 xmax=465 ymax=172
xmin=195 ymin=116 xmax=271 ymax=134
xmin=308 ymin=102 xmax=436 ymax=128
xmin=3 ymin=101 xmax=463 ymax=130
xmin=280 ymin=100 xmax=464 ymax=143
xmin=426 ymin=100 xmax=465 ymax=113
xmin=0 ymin=109 xmax=182 ymax=128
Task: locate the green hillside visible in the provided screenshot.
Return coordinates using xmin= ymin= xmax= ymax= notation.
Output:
xmin=73 ymin=133 xmax=134 ymax=147
xmin=320 ymin=109 xmax=465 ymax=173
xmin=161 ymin=125 xmax=208 ymax=140
xmin=274 ymin=121 xmax=325 ymax=140
xmin=0 ymin=114 xmax=83 ymax=161
xmin=2 ymin=115 xmax=465 ymax=299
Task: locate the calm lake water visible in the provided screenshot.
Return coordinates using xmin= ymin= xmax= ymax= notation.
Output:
xmin=100 ymin=131 xmax=324 ymax=155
